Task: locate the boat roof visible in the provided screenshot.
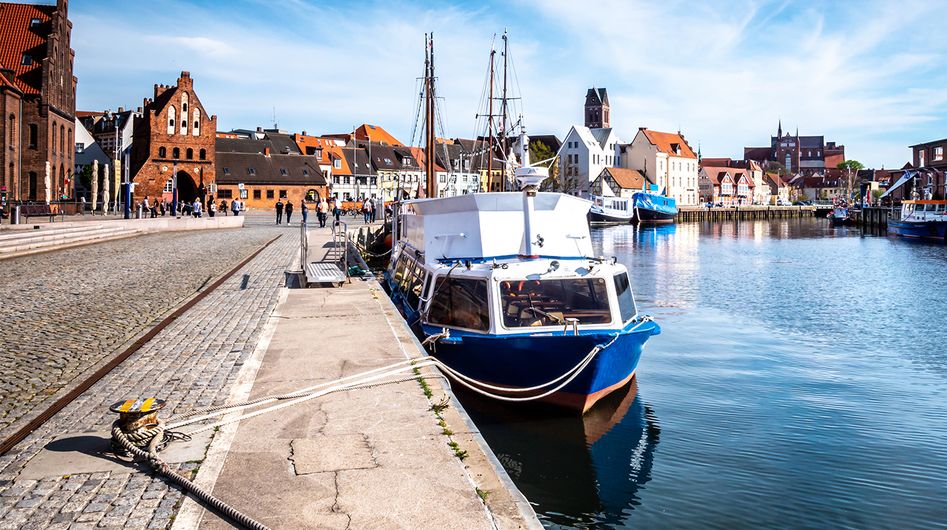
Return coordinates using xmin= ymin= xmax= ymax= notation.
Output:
xmin=401 ymin=192 xmax=594 ymax=264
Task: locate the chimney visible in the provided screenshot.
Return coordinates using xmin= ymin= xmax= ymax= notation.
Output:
xmin=256 ymin=126 xmax=263 ymax=133
xmin=118 ymin=106 xmax=125 ymax=113
xmin=302 ymin=130 xmax=307 ymax=136
xmin=264 ymin=147 xmax=271 ymax=156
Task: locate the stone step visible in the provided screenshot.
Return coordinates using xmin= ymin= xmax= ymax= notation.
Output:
xmin=0 ymin=224 xmax=122 ymax=244
xmin=0 ymin=228 xmax=143 ymax=259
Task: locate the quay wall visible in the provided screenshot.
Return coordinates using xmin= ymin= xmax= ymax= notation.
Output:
xmin=677 ymin=205 xmax=816 ymax=223
xmin=0 ymin=215 xmax=245 ymax=233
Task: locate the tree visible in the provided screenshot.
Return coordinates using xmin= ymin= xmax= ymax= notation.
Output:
xmin=763 ymin=161 xmax=787 ymax=175
xmin=529 ymin=140 xmax=561 ymax=191
xmin=837 ymin=160 xmax=864 ymax=201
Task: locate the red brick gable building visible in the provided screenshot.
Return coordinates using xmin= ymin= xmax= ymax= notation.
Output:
xmin=130 ymin=71 xmax=217 ymax=205
xmin=0 ymin=0 xmax=76 ymax=203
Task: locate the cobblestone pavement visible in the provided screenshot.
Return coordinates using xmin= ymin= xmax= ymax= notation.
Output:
xmin=0 ymin=226 xmax=277 ymax=437
xmin=0 ymin=219 xmax=302 ymax=528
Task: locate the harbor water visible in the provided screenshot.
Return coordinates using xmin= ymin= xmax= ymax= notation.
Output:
xmin=462 ymin=218 xmax=947 ymax=528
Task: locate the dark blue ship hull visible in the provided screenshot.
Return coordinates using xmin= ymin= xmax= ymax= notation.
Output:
xmin=888 ymin=220 xmax=947 ymax=242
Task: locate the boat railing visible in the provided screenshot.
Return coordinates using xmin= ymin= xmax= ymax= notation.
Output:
xmin=332 ymin=220 xmax=349 ymax=279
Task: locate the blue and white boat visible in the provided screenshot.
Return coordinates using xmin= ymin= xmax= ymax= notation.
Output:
xmin=887 ymin=200 xmax=947 ymax=242
xmin=384 ymin=136 xmax=660 ymax=413
xmin=589 ymin=187 xmax=677 ymax=225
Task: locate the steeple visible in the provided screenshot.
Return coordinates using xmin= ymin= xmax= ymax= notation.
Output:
xmin=584 ymin=87 xmax=610 ymax=129
xmin=777 ymin=119 xmax=782 ymax=138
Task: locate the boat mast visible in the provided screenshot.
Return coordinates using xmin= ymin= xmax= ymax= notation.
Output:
xmin=500 ymin=31 xmax=509 ymax=192
xmin=424 ymin=33 xmax=437 ymax=198
xmin=487 ymin=47 xmax=495 ymax=191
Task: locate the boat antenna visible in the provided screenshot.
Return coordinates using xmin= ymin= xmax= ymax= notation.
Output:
xmin=500 ymin=30 xmax=509 ymax=191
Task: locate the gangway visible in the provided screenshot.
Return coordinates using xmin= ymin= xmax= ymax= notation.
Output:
xmin=300 ymin=221 xmax=348 ymax=286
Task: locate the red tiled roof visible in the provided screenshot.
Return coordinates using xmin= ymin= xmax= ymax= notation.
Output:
xmin=354 ymin=124 xmax=403 ymax=147
xmin=293 ymin=134 xmax=351 ymax=175
xmin=0 ymin=2 xmax=54 ymax=95
xmin=640 ymin=128 xmax=697 ymax=159
xmin=409 ymin=147 xmax=446 ymax=173
xmin=0 ymin=68 xmax=20 ymax=93
xmin=602 ymin=167 xmax=649 ymax=189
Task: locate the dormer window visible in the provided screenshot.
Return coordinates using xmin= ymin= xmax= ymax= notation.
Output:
xmin=333 ymin=159 xmax=341 ymax=169
xmin=223 ymin=167 xmax=231 ymax=175
xmin=280 ymin=168 xmax=288 ymax=176
xmin=303 ymin=169 xmax=309 ymax=176
xmin=314 ymin=148 xmax=323 ymax=158
xmin=247 ymin=167 xmax=256 ymax=175
xmin=21 ymin=54 xmax=32 ymax=65
xmin=29 ymin=18 xmax=41 ymax=28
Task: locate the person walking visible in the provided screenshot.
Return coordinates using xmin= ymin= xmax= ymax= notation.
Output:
xmin=318 ymin=199 xmax=328 ymax=228
xmin=143 ymin=196 xmax=150 ymax=218
xmin=275 ymin=198 xmax=284 ymax=225
xmin=193 ymin=198 xmax=202 ymax=218
xmin=221 ymin=199 xmax=228 ymax=216
xmin=301 ymin=201 xmax=309 ymax=225
xmin=150 ymin=197 xmax=158 ymax=218
xmin=332 ymin=201 xmax=341 ymax=223
xmin=285 ymin=200 xmax=294 ymax=224
xmin=231 ymin=199 xmax=239 ymax=216
xmin=209 ymin=199 xmax=217 ymax=218
xmin=363 ymin=198 xmax=374 ymax=224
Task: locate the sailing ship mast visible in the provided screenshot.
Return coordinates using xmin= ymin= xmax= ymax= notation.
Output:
xmin=423 ymin=34 xmax=437 ymax=198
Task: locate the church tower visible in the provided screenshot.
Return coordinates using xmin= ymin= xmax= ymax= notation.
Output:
xmin=584 ymin=87 xmax=610 ymax=129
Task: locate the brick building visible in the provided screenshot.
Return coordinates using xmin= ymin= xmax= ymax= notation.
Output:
xmin=744 ymin=121 xmax=845 ymax=174
xmin=0 ymin=0 xmax=76 ymax=203
xmin=129 ymin=71 xmax=217 ymax=205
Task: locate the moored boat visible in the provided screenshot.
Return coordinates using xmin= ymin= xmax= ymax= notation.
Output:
xmin=589 ymin=189 xmax=678 ymax=225
xmin=887 ymin=200 xmax=947 ymax=242
xmin=384 ymin=138 xmax=660 ymax=413
xmin=589 ymin=195 xmax=634 ymax=224
xmin=829 ymin=206 xmax=851 ymax=226
xmin=633 ymin=191 xmax=677 ymax=224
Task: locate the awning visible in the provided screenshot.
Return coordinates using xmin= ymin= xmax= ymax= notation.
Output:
xmin=879 ymin=171 xmax=914 ymax=199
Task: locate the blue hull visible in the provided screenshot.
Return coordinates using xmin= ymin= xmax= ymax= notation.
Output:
xmin=633 ymin=192 xmax=677 ymax=224
xmin=888 ymin=220 xmax=947 ymax=242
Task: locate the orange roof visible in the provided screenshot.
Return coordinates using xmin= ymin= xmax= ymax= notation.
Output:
xmin=0 ymin=2 xmax=54 ymax=95
xmin=702 ymin=166 xmax=751 ymax=186
xmin=354 ymin=124 xmax=403 ymax=146
xmin=640 ymin=129 xmax=697 ymax=159
xmin=294 ymin=134 xmax=351 ymax=175
xmin=602 ymin=167 xmax=649 ymax=189
xmin=409 ymin=147 xmax=446 ymax=173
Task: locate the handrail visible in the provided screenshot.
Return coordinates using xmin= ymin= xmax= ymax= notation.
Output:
xmin=332 ymin=220 xmax=350 ymax=281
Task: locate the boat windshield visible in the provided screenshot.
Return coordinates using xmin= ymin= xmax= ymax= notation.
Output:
xmin=427 ymin=277 xmax=490 ymax=331
xmin=499 ymin=278 xmax=611 ymax=328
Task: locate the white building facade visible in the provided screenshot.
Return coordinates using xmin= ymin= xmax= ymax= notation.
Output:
xmin=620 ymin=128 xmax=699 ymax=206
xmin=559 ymin=125 xmax=623 ymax=196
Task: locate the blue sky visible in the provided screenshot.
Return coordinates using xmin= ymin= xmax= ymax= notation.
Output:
xmin=67 ymin=0 xmax=947 ymax=168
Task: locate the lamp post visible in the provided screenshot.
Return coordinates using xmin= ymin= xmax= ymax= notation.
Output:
xmin=123 ymin=152 xmax=131 ymax=219
xmin=171 ymin=162 xmax=178 ymax=215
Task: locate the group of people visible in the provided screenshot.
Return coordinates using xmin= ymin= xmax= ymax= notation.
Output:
xmin=274 ymin=197 xmax=379 ymax=227
xmin=135 ymin=196 xmax=244 ymax=218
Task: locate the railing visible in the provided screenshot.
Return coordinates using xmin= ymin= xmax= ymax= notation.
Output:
xmin=332 ymin=220 xmax=349 ymax=280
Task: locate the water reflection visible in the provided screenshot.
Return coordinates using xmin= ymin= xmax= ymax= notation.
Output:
xmin=462 ymin=380 xmax=659 ymax=529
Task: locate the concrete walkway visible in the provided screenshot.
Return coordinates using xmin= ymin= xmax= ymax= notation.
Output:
xmin=178 ymin=227 xmax=538 ymax=529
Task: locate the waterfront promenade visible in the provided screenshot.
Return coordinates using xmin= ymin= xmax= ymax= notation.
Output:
xmin=0 ymin=213 xmax=536 ymax=529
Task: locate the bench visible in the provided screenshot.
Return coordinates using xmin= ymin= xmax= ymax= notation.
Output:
xmin=20 ymin=203 xmax=57 ymax=222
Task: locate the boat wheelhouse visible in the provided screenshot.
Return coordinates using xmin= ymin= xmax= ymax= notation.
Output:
xmin=385 ymin=184 xmax=660 ymax=413
xmin=887 ymin=200 xmax=947 ymax=242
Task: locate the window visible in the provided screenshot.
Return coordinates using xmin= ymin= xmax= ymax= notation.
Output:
xmin=279 ymin=189 xmax=287 ymax=198
xmin=428 ymin=277 xmax=490 ymax=331
xmin=253 ymin=189 xmax=261 ymax=199
xmin=334 ymin=159 xmax=341 ymax=169
xmin=199 ymin=148 xmax=206 ymax=160
xmin=223 ymin=167 xmax=231 ymax=175
xmin=247 ymin=167 xmax=256 ymax=175
xmin=192 ymin=109 xmax=200 ymax=136
xmin=218 ymin=189 xmax=233 ymax=199
xmin=163 ymin=180 xmax=173 ymax=192
xmin=333 ymin=176 xmax=340 ymax=184
xmin=21 ymin=54 xmax=32 ymax=65
xmin=158 ymin=146 xmax=167 ymax=158
xmin=180 ymin=94 xmax=188 ymax=134
xmin=279 ymin=168 xmax=288 ymax=176
xmin=75 ymin=143 xmax=84 ymax=153
xmin=186 ymin=148 xmax=193 ymax=160
xmin=28 ymin=124 xmax=37 ymax=148
xmin=29 ymin=18 xmax=41 ymax=28
xmin=302 ymin=169 xmax=309 ymax=176
xmin=172 ymin=147 xmax=180 ymax=158
xmin=7 ymin=114 xmax=13 ymax=147
xmin=266 ymin=190 xmax=274 ymax=199
xmin=167 ymin=106 xmax=176 ymax=134
xmin=935 ymin=146 xmax=944 ymax=162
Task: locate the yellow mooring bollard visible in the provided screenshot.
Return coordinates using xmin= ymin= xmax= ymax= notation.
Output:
xmin=109 ymin=398 xmax=166 ymax=454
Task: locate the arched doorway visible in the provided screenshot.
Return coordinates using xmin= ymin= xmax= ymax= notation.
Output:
xmin=176 ymin=171 xmax=199 ymax=204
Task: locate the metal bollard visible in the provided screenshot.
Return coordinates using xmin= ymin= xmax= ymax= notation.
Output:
xmin=136 ymin=205 xmax=143 ymax=219
xmin=11 ymin=205 xmax=20 ymax=225
xmin=109 ymin=398 xmax=166 ymax=454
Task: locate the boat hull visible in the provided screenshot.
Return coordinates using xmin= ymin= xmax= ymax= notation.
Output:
xmin=420 ymin=323 xmax=659 ymax=413
xmin=633 ymin=192 xmax=677 ymax=224
xmin=887 ymin=219 xmax=947 ymax=242
xmin=589 ymin=208 xmax=633 ymax=225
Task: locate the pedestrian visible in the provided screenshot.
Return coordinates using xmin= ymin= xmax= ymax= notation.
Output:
xmin=231 ymin=199 xmax=239 ymax=216
xmin=285 ymin=200 xmax=294 ymax=224
xmin=193 ymin=198 xmax=202 ymax=218
xmin=209 ymin=199 xmax=217 ymax=218
xmin=150 ymin=197 xmax=158 ymax=218
xmin=143 ymin=196 xmax=150 ymax=217
xmin=332 ymin=201 xmax=341 ymax=222
xmin=318 ymin=199 xmax=328 ymax=227
xmin=275 ymin=198 xmax=284 ymax=225
xmin=364 ymin=198 xmax=374 ymax=223
xmin=221 ymin=199 xmax=228 ymax=216
xmin=301 ymin=201 xmax=309 ymax=225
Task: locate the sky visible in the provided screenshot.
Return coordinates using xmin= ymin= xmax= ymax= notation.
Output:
xmin=65 ymin=0 xmax=947 ymax=168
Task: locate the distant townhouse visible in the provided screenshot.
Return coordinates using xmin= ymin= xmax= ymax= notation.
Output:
xmin=393 ymin=147 xmax=423 ymax=197
xmin=590 ymin=167 xmax=651 ymax=197
xmin=341 ymin=145 xmax=378 ymax=200
xmin=744 ymin=121 xmax=845 ymax=174
xmin=294 ymin=134 xmax=356 ymax=200
xmin=77 ymin=107 xmax=141 ymax=161
xmin=434 ymin=139 xmax=479 ymax=196
xmin=557 ymin=88 xmax=622 ymax=196
xmin=907 ymin=138 xmax=946 ymax=200
xmin=699 ymin=157 xmax=768 ymax=204
xmin=764 ymin=172 xmax=790 ymax=204
xmin=621 ymin=128 xmax=699 ymax=206
xmin=215 ymin=151 xmax=327 ymax=209
xmin=698 ymin=166 xmax=755 ymax=206
xmin=73 ymin=122 xmax=111 ymax=203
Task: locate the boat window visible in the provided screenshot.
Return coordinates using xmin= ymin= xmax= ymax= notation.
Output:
xmin=427 ymin=277 xmax=490 ymax=331
xmin=393 ymin=255 xmax=409 ymax=285
xmin=405 ymin=263 xmax=426 ymax=309
xmin=614 ymin=272 xmax=637 ymax=323
xmin=499 ymin=278 xmax=611 ymax=328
